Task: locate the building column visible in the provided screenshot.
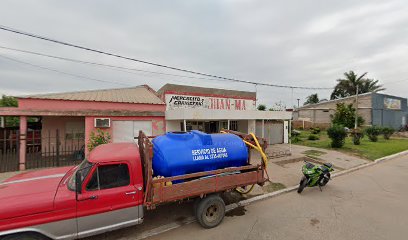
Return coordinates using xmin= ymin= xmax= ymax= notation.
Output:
xmin=261 ymin=119 xmax=265 ymax=138
xmin=183 ymin=119 xmax=187 ymax=132
xmin=19 ymin=116 xmax=27 ymax=171
xmin=289 ymin=119 xmax=292 ymax=153
xmin=227 ymin=120 xmax=230 ymax=130
xmin=84 ymin=116 xmax=94 ymax=157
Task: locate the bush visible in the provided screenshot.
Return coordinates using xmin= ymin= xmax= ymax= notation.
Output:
xmin=327 ymin=125 xmax=347 ymax=148
xmin=351 ymin=129 xmax=363 ymax=145
xmin=87 ymin=129 xmax=111 ymax=152
xmin=331 ymin=103 xmax=365 ymax=128
xmin=381 ymin=127 xmax=395 ymax=140
xmin=311 ymin=127 xmax=321 ymax=134
xmin=308 ymin=134 xmax=320 ymax=141
xmin=291 ymin=130 xmax=301 ymax=137
xmin=365 ymin=126 xmax=382 ymax=142
xmin=292 ymin=135 xmax=301 ymax=143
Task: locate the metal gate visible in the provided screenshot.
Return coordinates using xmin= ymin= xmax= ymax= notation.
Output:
xmin=0 ymin=129 xmax=19 ymax=173
xmin=26 ymin=129 xmax=84 ymax=169
xmin=0 ymin=129 xmax=85 ymax=173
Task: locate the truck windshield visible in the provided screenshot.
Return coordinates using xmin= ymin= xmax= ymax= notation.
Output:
xmin=68 ymin=160 xmax=93 ymax=191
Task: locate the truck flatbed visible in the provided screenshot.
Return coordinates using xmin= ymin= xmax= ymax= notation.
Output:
xmin=137 ymin=131 xmax=267 ymax=209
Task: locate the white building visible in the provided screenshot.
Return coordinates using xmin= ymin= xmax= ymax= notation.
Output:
xmin=157 ymin=84 xmax=292 ymax=144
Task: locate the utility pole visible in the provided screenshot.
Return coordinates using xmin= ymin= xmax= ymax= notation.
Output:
xmin=297 ymin=99 xmax=300 ymax=108
xmin=354 ymin=86 xmax=359 ymax=129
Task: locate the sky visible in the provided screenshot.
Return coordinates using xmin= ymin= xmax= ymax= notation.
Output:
xmin=0 ymin=0 xmax=407 ymax=108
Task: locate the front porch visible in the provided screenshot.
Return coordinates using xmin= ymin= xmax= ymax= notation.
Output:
xmin=0 ymin=114 xmax=86 ymax=172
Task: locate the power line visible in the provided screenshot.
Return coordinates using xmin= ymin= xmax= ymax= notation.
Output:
xmin=0 ymin=53 xmax=130 ymax=86
xmin=0 ymin=45 xmax=223 ymax=83
xmin=0 ymin=25 xmax=333 ymax=90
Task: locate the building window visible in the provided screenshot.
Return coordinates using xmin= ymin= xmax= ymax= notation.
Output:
xmin=220 ymin=121 xmax=228 ymax=130
xmin=86 ymin=164 xmax=130 ymax=191
xmin=230 ymin=121 xmax=238 ymax=131
xmin=65 ymin=121 xmax=85 ymax=140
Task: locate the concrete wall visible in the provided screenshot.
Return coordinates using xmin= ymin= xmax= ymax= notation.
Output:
xmin=295 ymin=94 xmax=373 ymax=126
xmin=85 ymin=116 xmax=165 ymax=155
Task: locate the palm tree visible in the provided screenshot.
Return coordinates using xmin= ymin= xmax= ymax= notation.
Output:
xmin=304 ymin=93 xmax=319 ymax=105
xmin=330 ymin=71 xmax=385 ymax=99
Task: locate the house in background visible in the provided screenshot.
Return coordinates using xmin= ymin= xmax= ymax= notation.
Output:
xmin=0 ymin=85 xmax=165 ymax=172
xmin=293 ymin=92 xmax=407 ymax=130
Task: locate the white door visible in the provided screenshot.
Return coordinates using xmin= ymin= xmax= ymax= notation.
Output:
xmin=264 ymin=122 xmax=284 ymax=145
xmin=112 ymin=121 xmax=152 ymax=143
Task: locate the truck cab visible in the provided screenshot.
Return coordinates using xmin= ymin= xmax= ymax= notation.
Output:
xmin=0 ymin=143 xmax=145 ymax=240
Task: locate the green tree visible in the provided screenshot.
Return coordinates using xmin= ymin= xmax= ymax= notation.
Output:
xmin=0 ymin=95 xmax=39 ymax=127
xmin=304 ymin=93 xmax=319 ymax=105
xmin=0 ymin=95 xmax=19 ymax=127
xmin=331 ymin=103 xmax=364 ymax=128
xmin=257 ymin=104 xmax=267 ymax=111
xmin=330 ymin=71 xmax=385 ymax=100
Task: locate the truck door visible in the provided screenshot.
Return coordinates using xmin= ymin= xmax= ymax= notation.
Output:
xmin=76 ymin=162 xmax=143 ymax=238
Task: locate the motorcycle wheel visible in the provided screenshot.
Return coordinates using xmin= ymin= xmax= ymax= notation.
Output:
xmin=319 ymin=173 xmax=331 ymax=186
xmin=297 ymin=176 xmax=308 ymax=194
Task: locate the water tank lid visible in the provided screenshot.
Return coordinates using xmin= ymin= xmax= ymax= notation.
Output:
xmin=191 ymin=130 xmax=213 ymax=145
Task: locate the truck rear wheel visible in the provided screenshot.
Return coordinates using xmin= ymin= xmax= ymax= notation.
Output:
xmin=2 ymin=232 xmax=48 ymax=240
xmin=195 ymin=195 xmax=225 ymax=229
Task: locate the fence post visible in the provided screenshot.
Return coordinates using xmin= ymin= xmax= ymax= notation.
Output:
xmin=16 ymin=130 xmax=20 ymax=170
xmin=56 ymin=129 xmax=60 ymax=167
xmin=19 ymin=116 xmax=27 ymax=171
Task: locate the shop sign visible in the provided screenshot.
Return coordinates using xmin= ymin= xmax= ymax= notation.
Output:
xmin=384 ymin=98 xmax=401 ymax=110
xmin=166 ymin=94 xmax=255 ymax=111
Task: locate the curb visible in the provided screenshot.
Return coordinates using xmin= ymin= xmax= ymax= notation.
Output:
xmin=132 ymin=150 xmax=408 ymax=240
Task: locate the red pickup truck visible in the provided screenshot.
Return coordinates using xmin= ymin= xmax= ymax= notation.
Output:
xmin=0 ymin=132 xmax=266 ymax=240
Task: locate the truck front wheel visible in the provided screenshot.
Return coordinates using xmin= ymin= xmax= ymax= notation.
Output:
xmin=195 ymin=195 xmax=225 ymax=229
xmin=2 ymin=232 xmax=48 ymax=240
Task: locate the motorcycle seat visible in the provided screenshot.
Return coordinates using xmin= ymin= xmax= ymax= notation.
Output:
xmin=323 ymin=163 xmax=333 ymax=168
xmin=305 ymin=162 xmax=315 ymax=169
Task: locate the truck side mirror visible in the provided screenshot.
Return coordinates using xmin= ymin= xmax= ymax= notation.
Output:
xmin=75 ymin=171 xmax=82 ymax=194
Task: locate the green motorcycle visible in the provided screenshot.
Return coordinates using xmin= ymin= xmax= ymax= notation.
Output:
xmin=297 ymin=161 xmax=334 ymax=193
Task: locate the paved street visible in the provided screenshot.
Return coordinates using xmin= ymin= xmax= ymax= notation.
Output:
xmin=145 ymin=154 xmax=408 ymax=240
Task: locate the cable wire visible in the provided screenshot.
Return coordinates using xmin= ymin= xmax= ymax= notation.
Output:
xmin=0 ymin=25 xmax=333 ymax=90
xmin=0 ymin=45 xmax=224 ymax=83
xmin=0 ymin=53 xmax=130 ymax=86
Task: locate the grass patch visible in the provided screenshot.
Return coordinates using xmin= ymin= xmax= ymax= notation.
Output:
xmin=262 ymin=182 xmax=286 ymax=193
xmin=302 ymin=149 xmax=326 ymax=158
xmin=294 ymin=130 xmax=408 ymax=160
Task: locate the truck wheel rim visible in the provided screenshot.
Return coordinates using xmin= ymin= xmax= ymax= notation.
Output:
xmin=205 ymin=204 xmax=219 ymax=222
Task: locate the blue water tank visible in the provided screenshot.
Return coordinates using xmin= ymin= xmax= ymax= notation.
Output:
xmin=152 ymin=131 xmax=248 ymax=177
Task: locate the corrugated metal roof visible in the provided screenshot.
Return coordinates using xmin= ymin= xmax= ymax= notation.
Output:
xmin=157 ymin=84 xmax=256 ymax=99
xmin=20 ymin=85 xmax=165 ymax=104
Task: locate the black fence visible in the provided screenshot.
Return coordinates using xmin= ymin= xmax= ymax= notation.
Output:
xmin=0 ymin=129 xmax=19 ymax=173
xmin=0 ymin=129 xmax=85 ymax=173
